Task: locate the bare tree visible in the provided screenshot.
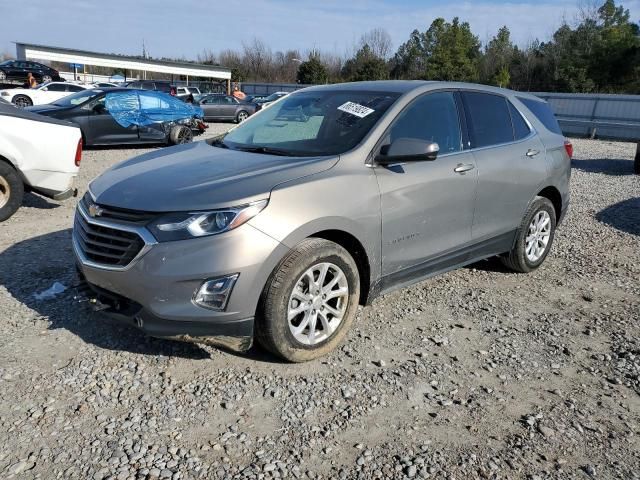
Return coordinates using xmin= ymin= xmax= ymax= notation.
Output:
xmin=360 ymin=28 xmax=393 ymax=59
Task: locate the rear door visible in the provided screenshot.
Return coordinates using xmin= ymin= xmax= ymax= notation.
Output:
xmin=219 ymin=95 xmax=239 ymax=119
xmin=376 ymin=91 xmax=478 ymax=279
xmin=460 ymin=91 xmax=547 ymax=240
xmin=137 ymin=91 xmax=172 ymax=142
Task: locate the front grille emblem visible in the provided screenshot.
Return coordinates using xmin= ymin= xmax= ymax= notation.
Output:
xmin=88 ymin=203 xmax=104 ymax=218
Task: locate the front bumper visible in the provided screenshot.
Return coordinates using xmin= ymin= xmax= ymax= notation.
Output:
xmin=73 ymin=211 xmax=290 ymax=352
xmin=77 ymin=270 xmax=254 ymax=351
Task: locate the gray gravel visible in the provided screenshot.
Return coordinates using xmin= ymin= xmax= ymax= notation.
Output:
xmin=0 ymin=135 xmax=639 ymax=479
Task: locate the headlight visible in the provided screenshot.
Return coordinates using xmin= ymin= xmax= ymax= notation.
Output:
xmin=148 ymin=199 xmax=267 ymax=242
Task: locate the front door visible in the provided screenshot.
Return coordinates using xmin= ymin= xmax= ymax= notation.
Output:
xmin=84 ymin=93 xmax=139 ymax=145
xmin=375 ymin=91 xmax=478 ymax=281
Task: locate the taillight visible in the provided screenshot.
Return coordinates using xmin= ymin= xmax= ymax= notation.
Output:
xmin=564 ymin=139 xmax=573 ymax=159
xmin=75 ymin=138 xmax=83 ymax=167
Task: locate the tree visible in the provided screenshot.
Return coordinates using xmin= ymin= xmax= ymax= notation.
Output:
xmin=342 ymin=44 xmax=389 ymax=81
xmin=297 ymin=52 xmax=328 ymax=84
xmin=481 ymin=26 xmax=515 ymax=86
xmin=360 ymin=28 xmax=393 ymax=59
xmin=423 ymin=17 xmax=481 ymax=81
xmin=390 ymin=29 xmax=425 ymax=79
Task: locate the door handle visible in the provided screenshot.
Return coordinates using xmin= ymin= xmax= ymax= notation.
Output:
xmin=454 ymin=163 xmax=475 ymax=173
xmin=526 ymin=149 xmax=540 ymax=157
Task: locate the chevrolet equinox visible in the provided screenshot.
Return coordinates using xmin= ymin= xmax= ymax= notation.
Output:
xmin=74 ymin=81 xmax=571 ymax=362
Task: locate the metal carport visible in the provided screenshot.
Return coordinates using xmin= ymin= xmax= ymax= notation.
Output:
xmin=14 ymin=42 xmax=232 ymax=91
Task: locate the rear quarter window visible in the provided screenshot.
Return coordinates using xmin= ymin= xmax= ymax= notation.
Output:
xmin=518 ymin=97 xmax=563 ymax=135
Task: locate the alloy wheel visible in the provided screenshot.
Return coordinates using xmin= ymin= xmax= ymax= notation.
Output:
xmin=0 ymin=175 xmax=10 ymax=209
xmin=238 ymin=111 xmax=248 ymax=122
xmin=42 ymin=75 xmax=52 ymax=83
xmin=525 ymin=210 xmax=551 ymax=262
xmin=287 ymin=262 xmax=349 ymax=346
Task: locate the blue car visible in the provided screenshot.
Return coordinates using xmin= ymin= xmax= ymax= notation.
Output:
xmin=27 ymin=88 xmax=205 ymax=146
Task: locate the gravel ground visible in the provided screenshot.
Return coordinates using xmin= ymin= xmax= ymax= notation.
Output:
xmin=0 ymin=133 xmax=639 ymax=480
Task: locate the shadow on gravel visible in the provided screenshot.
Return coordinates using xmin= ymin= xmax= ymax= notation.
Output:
xmin=571 ymin=158 xmax=635 ymax=176
xmin=596 ymin=197 xmax=640 ymax=236
xmin=465 ymin=256 xmax=511 ymax=273
xmin=22 ymin=192 xmax=60 ymax=210
xmin=0 ymin=229 xmax=210 ymax=360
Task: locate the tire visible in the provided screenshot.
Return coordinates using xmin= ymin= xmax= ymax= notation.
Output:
xmin=169 ymin=125 xmax=193 ymax=145
xmin=0 ymin=161 xmax=24 ymax=222
xmin=256 ymin=238 xmax=360 ymax=362
xmin=12 ymin=95 xmax=32 ymax=108
xmin=42 ymin=75 xmax=52 ymax=83
xmin=0 ymin=71 xmax=6 ymax=81
xmin=501 ymin=196 xmax=556 ymax=273
xmin=236 ymin=110 xmax=249 ymax=123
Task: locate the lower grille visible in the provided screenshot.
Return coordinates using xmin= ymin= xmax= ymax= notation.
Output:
xmin=74 ymin=211 xmax=145 ymax=267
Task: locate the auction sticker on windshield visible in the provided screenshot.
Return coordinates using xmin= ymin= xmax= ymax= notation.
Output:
xmin=338 ymin=101 xmax=375 ymax=118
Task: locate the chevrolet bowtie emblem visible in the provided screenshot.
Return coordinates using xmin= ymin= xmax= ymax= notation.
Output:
xmin=88 ymin=203 xmax=104 ymax=217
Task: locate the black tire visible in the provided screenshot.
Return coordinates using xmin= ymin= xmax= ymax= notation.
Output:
xmin=236 ymin=110 xmax=249 ymax=123
xmin=634 ymin=142 xmax=640 ymax=175
xmin=501 ymin=196 xmax=556 ymax=273
xmin=0 ymin=71 xmax=6 ymax=81
xmin=256 ymin=238 xmax=360 ymax=362
xmin=0 ymin=161 xmax=24 ymax=222
xmin=12 ymin=95 xmax=32 ymax=108
xmin=42 ymin=75 xmax=52 ymax=83
xmin=169 ymin=125 xmax=193 ymax=145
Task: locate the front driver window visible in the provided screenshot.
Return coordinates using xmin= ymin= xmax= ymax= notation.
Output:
xmin=387 ymin=92 xmax=462 ymax=154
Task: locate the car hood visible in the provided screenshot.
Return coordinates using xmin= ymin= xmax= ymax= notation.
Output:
xmin=90 ymin=141 xmax=339 ymax=212
xmin=26 ymin=104 xmax=72 ymax=115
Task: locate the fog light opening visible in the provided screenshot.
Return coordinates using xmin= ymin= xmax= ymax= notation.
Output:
xmin=193 ymin=274 xmax=239 ymax=311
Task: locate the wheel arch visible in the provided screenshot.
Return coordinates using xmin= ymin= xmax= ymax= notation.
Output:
xmin=307 ymin=229 xmax=371 ymax=306
xmin=536 ymin=185 xmax=562 ymax=221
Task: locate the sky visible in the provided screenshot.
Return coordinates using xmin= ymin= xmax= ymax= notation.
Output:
xmin=1 ymin=0 xmax=639 ymax=61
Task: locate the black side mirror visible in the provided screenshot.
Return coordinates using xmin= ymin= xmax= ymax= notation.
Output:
xmin=376 ymin=138 xmax=439 ymax=165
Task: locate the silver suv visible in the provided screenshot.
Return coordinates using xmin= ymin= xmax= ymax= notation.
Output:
xmin=74 ymin=81 xmax=571 ymax=362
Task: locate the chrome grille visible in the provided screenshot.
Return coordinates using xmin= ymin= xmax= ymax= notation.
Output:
xmin=74 ymin=212 xmax=145 ymax=267
xmin=79 ymin=192 xmax=156 ymax=225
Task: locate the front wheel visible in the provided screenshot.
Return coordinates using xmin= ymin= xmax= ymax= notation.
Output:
xmin=169 ymin=125 xmax=193 ymax=145
xmin=256 ymin=238 xmax=360 ymax=362
xmin=501 ymin=196 xmax=556 ymax=273
xmin=12 ymin=94 xmax=32 ymax=108
xmin=0 ymin=71 xmax=6 ymax=81
xmin=0 ymin=162 xmax=24 ymax=222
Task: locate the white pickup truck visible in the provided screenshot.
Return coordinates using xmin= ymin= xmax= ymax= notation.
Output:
xmin=0 ymin=99 xmax=82 ymax=221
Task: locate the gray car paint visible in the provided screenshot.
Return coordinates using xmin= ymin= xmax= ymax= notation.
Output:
xmin=76 ymin=80 xmax=570 ymax=346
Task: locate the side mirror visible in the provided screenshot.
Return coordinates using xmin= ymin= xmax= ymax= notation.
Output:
xmin=375 ymin=138 xmax=439 ymax=165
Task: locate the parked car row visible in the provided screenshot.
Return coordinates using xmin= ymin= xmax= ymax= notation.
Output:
xmin=0 ymin=60 xmax=62 ymax=83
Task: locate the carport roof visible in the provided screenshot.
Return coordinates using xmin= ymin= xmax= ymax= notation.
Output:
xmin=14 ymin=42 xmax=231 ymax=80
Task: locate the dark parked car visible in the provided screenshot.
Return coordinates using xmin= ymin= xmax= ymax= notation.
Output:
xmin=124 ymin=80 xmax=177 ymax=96
xmin=197 ymin=94 xmax=258 ymax=122
xmin=27 ymin=88 xmax=204 ymax=146
xmin=0 ymin=60 xmax=62 ymax=83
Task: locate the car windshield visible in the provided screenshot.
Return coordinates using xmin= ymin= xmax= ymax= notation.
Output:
xmin=219 ymin=90 xmax=400 ymax=157
xmin=0 ymin=60 xmax=11 ymax=66
xmin=53 ymin=89 xmax=103 ymax=106
xmin=263 ymin=93 xmax=285 ymax=102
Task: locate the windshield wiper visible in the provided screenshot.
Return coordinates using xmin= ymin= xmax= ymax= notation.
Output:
xmin=210 ymin=138 xmax=230 ymax=149
xmin=232 ymin=145 xmax=296 ymax=156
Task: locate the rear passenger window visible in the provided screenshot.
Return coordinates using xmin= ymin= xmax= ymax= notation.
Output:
xmin=508 ymin=102 xmax=530 ymax=140
xmin=46 ymin=84 xmax=67 ymax=92
xmin=462 ymin=92 xmax=513 ymax=148
xmin=67 ymin=85 xmax=84 ymax=92
xmin=387 ymin=91 xmax=462 ymax=153
xmin=517 ymin=97 xmax=563 ymax=135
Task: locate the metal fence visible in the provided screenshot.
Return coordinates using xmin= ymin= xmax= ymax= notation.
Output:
xmin=238 ymin=82 xmax=312 ymax=95
xmin=532 ymin=92 xmax=640 ymax=142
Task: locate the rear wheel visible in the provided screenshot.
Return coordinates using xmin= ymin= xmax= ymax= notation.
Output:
xmin=501 ymin=196 xmax=556 ymax=273
xmin=12 ymin=95 xmax=32 ymax=108
xmin=0 ymin=162 xmax=24 ymax=222
xmin=42 ymin=75 xmax=52 ymax=83
xmin=236 ymin=110 xmax=249 ymax=123
xmin=169 ymin=125 xmax=193 ymax=145
xmin=256 ymin=238 xmax=360 ymax=362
